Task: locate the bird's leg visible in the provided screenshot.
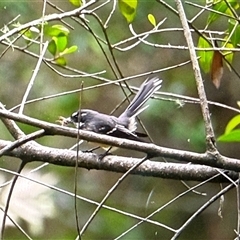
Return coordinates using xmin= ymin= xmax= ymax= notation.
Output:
xmin=98 ymin=146 xmax=113 ymax=160
xmin=83 ymin=146 xmax=101 ymax=153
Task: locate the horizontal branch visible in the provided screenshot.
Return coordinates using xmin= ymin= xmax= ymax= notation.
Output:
xmin=0 ymin=139 xmax=237 ymax=182
xmin=0 ymin=109 xmax=240 ymax=173
xmin=0 ymin=0 xmax=97 ymax=42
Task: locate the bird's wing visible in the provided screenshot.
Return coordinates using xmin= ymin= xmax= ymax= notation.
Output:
xmin=106 ymin=124 xmax=144 ymax=142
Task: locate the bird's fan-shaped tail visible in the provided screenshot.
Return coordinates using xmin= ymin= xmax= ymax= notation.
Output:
xmin=120 ymin=77 xmax=162 ymax=119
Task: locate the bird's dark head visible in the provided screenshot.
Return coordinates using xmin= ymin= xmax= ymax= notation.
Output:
xmin=67 ymin=109 xmax=97 ymax=128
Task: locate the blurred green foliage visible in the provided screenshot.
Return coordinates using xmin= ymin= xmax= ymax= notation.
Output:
xmin=0 ymin=0 xmax=240 ymax=239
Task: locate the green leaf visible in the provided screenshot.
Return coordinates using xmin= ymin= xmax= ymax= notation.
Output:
xmin=207 ymin=0 xmax=239 ymax=26
xmin=53 ymin=34 xmax=68 ymax=52
xmin=228 ymin=19 xmax=240 ymax=47
xmin=60 ymin=45 xmax=78 ymax=56
xmin=23 ymin=29 xmax=32 ymax=40
xmin=197 ymin=36 xmax=213 ymax=73
xmin=44 ymin=24 xmax=69 ymax=37
xmin=55 ymin=56 xmax=67 ymax=66
xmin=218 ymin=129 xmax=240 ymax=142
xmin=69 ymin=0 xmax=82 ymax=7
xmin=119 ymin=0 xmax=138 ymax=23
xmin=218 ymin=114 xmax=240 ymax=142
xmin=207 ymin=1 xmax=228 ymax=25
xmin=48 ymin=39 xmax=57 ymax=56
xmin=225 ymin=0 xmax=239 ymax=15
xmin=225 ymin=114 xmax=240 ymax=134
xmin=21 ymin=26 xmax=39 ymax=42
xmin=148 ymin=14 xmax=156 ymax=27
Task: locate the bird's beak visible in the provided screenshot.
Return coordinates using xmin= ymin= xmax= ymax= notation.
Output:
xmin=57 ymin=116 xmax=72 ymax=126
xmin=64 ymin=117 xmax=72 ymax=124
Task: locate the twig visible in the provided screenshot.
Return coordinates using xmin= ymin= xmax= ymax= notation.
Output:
xmin=171 ymin=180 xmax=237 ymax=239
xmin=0 ymin=129 xmax=45 ymax=157
xmin=0 ymin=161 xmax=26 ymax=239
xmin=104 ymin=0 xmax=116 ymax=28
xmin=115 ymin=172 xmax=221 ymax=239
xmin=0 ymin=102 xmax=25 ymax=139
xmin=0 ymin=0 xmax=98 ymax=42
xmin=79 ymin=155 xmax=149 ymax=237
xmin=74 ymin=83 xmax=84 ymax=238
xmin=10 ymin=59 xmax=192 ymax=111
xmin=0 ymin=29 xmax=28 ymax=60
xmin=45 ymin=0 xmax=76 ymax=29
xmin=175 ymin=0 xmax=217 ymax=152
xmin=19 ymin=41 xmax=48 ymax=114
xmin=0 ymin=167 xmax=172 ymax=230
xmin=0 ymin=207 xmax=32 ymax=240
xmin=237 ymin=174 xmax=240 ymax=237
xmin=40 ymin=0 xmax=47 ymax=53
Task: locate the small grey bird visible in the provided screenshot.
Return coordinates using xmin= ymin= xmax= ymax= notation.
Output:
xmin=65 ymin=77 xmax=162 ymax=144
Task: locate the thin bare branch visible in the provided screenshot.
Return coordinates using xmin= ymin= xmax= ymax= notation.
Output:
xmin=0 ymin=167 xmax=173 ymax=230
xmin=175 ymin=0 xmax=217 ymax=152
xmin=79 ymin=155 xmax=149 ymax=237
xmin=171 ymin=181 xmax=236 ymax=239
xmin=19 ymin=41 xmax=49 ymax=114
xmin=0 ymin=0 xmax=98 ymax=42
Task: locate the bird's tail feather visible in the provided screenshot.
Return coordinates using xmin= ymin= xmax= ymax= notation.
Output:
xmin=120 ymin=77 xmax=162 ymax=119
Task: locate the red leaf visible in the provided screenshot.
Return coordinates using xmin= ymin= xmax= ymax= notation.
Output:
xmin=211 ymin=50 xmax=223 ymax=89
